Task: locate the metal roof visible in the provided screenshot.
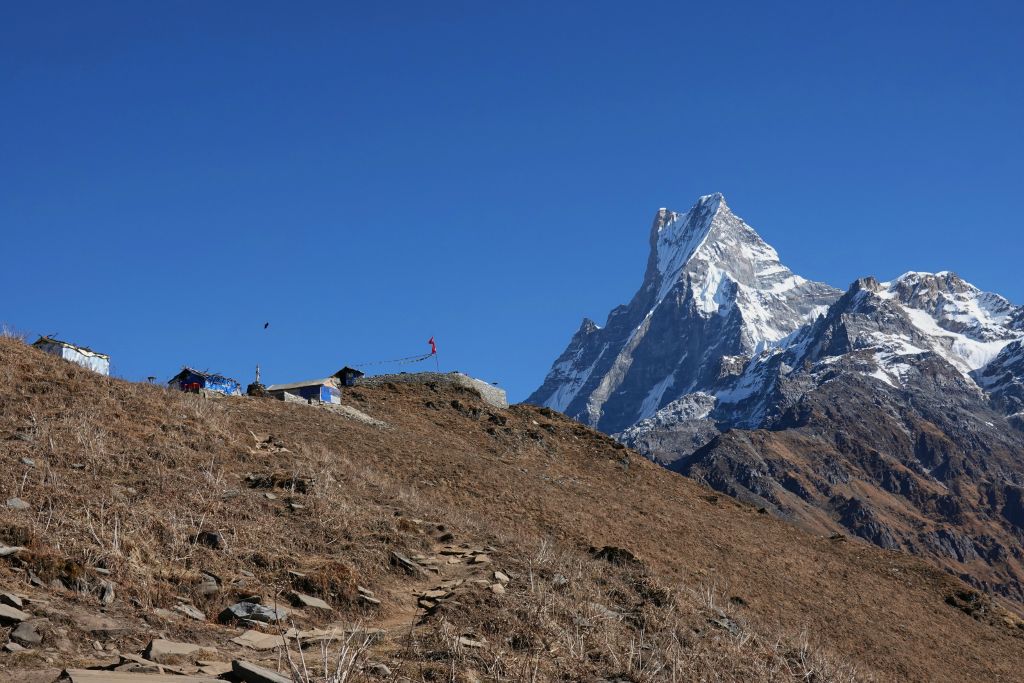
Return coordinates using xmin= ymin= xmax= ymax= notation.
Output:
xmin=32 ymin=336 xmax=110 ymax=359
xmin=168 ymin=367 xmax=240 ymax=384
xmin=266 ymin=377 xmax=339 ymax=392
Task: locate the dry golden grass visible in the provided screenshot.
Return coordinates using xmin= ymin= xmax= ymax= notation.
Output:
xmin=0 ymin=337 xmax=1022 ymax=681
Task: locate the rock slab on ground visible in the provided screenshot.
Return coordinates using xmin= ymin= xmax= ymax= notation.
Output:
xmin=64 ymin=669 xmax=224 ymax=682
xmin=231 ymin=629 xmax=282 ymax=651
xmin=174 ymin=603 xmax=206 ymax=620
xmin=0 ymin=592 xmax=24 ymax=608
xmin=0 ymin=603 xmax=31 ymax=624
xmin=69 ymin=609 xmax=129 ymax=634
xmin=143 ymin=638 xmax=218 ymax=664
xmin=219 ymin=601 xmax=287 ymax=624
xmin=231 ymin=659 xmax=292 ymax=683
xmin=290 ymin=591 xmax=332 ymax=611
xmin=11 ymin=620 xmax=43 ymax=645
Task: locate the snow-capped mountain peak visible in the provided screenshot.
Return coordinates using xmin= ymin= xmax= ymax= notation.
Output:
xmin=650 ymin=194 xmax=835 ymax=350
xmin=528 ymin=194 xmax=839 ymax=433
xmin=649 ymin=193 xmax=725 ymax=302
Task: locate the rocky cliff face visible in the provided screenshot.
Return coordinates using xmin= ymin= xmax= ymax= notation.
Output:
xmin=527 ymin=194 xmax=839 ymax=434
xmin=533 ymin=195 xmax=1024 ymax=605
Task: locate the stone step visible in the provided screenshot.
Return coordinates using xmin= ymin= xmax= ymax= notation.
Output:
xmin=64 ymin=670 xmax=223 ymax=683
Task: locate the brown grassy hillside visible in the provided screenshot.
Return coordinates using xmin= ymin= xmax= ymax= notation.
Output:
xmin=0 ymin=337 xmax=1022 ymax=682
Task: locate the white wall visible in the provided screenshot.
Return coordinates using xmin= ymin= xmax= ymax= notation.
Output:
xmin=35 ymin=342 xmax=110 ymax=375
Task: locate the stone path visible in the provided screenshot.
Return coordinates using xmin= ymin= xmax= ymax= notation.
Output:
xmin=3 ymin=524 xmax=512 ymax=682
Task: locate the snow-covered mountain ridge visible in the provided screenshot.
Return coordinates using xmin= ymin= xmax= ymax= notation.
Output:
xmin=712 ymin=270 xmax=1024 ymax=416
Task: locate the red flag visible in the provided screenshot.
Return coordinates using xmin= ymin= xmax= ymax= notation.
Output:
xmin=428 ymin=336 xmax=437 ymax=354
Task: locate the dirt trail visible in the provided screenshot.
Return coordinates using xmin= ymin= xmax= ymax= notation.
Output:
xmin=376 ymin=537 xmax=506 ymax=640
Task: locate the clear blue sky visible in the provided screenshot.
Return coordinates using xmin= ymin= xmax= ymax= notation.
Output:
xmin=2 ymin=1 xmax=1022 ymax=401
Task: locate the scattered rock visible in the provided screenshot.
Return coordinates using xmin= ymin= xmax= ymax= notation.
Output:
xmin=552 ymin=574 xmax=570 ymax=590
xmin=284 ymin=626 xmax=385 ymax=645
xmin=365 ymin=662 xmax=392 ymax=677
xmin=439 ymin=547 xmax=467 ymax=556
xmin=232 ymin=659 xmax=292 ymax=683
xmin=457 ymin=636 xmax=486 ymax=648
xmin=69 ymin=609 xmax=128 ymax=634
xmin=113 ymin=653 xmax=164 ymax=674
xmin=144 ymin=638 xmax=217 ymax=664
xmin=51 ymin=628 xmax=72 ymax=653
xmin=489 ymin=583 xmax=506 ymax=595
xmin=174 ymin=603 xmax=206 ymax=620
xmin=66 ymin=670 xmax=218 ymax=682
xmin=197 ymin=660 xmax=233 ymax=676
xmin=470 ymin=554 xmax=491 ymax=564
xmin=197 ymin=571 xmax=221 ymax=596
xmin=219 ymin=601 xmax=287 ymax=624
xmin=290 ymin=591 xmax=332 ymax=611
xmin=710 ymin=612 xmax=742 ymax=636
xmin=4 ymin=642 xmax=26 ymax=653
xmin=11 ymin=620 xmax=43 ymax=645
xmin=357 ymin=593 xmax=381 ymax=606
xmin=100 ymin=581 xmax=115 ymax=606
xmin=352 ymin=627 xmax=386 ymax=644
xmin=122 ymin=664 xmax=171 ymax=675
xmin=231 ymin=629 xmax=282 ymax=651
xmin=19 ymin=457 xmax=35 ymax=467
xmin=0 ymin=603 xmax=31 ymax=624
xmin=391 ymin=551 xmax=426 ymax=575
xmin=5 ymin=497 xmax=30 ymax=510
xmin=493 ymin=571 xmax=510 ymax=584
xmin=0 ymin=592 xmax=24 ymax=608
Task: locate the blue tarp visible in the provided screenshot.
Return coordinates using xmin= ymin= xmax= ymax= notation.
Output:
xmin=170 ymin=368 xmax=242 ymax=396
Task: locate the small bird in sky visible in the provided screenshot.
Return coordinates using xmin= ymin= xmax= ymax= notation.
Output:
xmin=263 ymin=322 xmax=270 ymax=329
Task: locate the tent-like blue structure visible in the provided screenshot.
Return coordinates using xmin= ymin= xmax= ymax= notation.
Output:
xmin=168 ymin=367 xmax=242 ymax=396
